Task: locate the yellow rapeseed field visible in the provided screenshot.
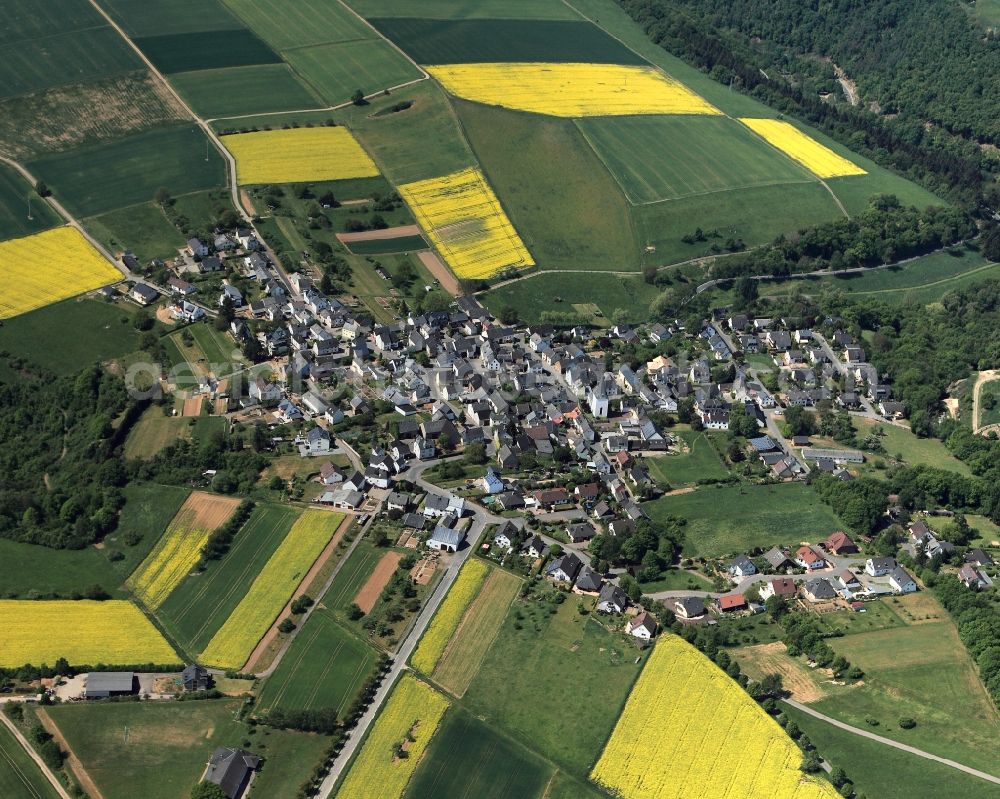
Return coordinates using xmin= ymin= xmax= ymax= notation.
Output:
xmin=200 ymin=510 xmax=342 ymax=669
xmin=427 ymin=62 xmax=720 ymax=118
xmin=336 ymin=674 xmax=448 ymax=799
xmin=0 ymin=226 xmax=121 ymax=320
xmin=0 ymin=600 xmax=178 ymax=667
xmin=591 ymin=636 xmax=841 ymax=799
xmin=739 ymin=118 xmax=866 ymax=179
xmin=131 ymin=495 xmax=241 ymax=610
xmin=222 ymin=127 xmax=380 ymax=185
xmin=399 ymin=167 xmax=533 ymax=280
xmin=411 ymin=558 xmax=488 ymax=674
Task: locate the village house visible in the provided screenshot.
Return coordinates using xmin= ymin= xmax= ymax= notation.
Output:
xmin=492 ymin=521 xmax=519 ymax=551
xmin=823 ymin=531 xmax=859 ymax=555
xmin=716 ymin=593 xmax=747 ymax=613
xmin=546 ymin=552 xmax=583 ymax=583
xmin=573 ymin=566 xmax=604 ymax=595
xmin=204 ymin=747 xmax=260 ymax=799
xmin=795 ymin=546 xmax=826 ymax=570
xmin=803 ymin=577 xmax=837 ymax=603
xmin=889 ymin=566 xmax=917 ymax=594
xmin=865 ymin=556 xmax=897 ymax=577
xmin=958 ymin=563 xmax=989 ymax=590
xmin=426 ymin=525 xmax=465 ymax=553
xmin=597 ymin=583 xmax=629 ymax=613
xmin=521 ymin=535 xmax=548 ymax=560
xmin=727 ymin=555 xmax=757 ymax=580
xmin=626 ymin=611 xmax=658 ymax=640
xmin=759 ymin=577 xmax=797 ymax=600
xmin=673 ymin=596 xmax=707 ymax=619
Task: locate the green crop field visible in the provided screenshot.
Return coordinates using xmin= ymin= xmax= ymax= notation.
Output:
xmin=323 ymin=540 xmax=384 ymax=616
xmin=336 ymin=81 xmax=474 ymax=184
xmin=0 ymin=298 xmax=143 ymax=375
xmin=257 ymin=608 xmax=379 ymax=715
xmin=644 ymin=431 xmax=729 ymax=486
xmin=45 ymin=700 xmax=326 ymax=799
xmin=0 ymin=0 xmax=103 ymax=43
xmin=285 ymin=39 xmax=421 ymax=105
xmin=0 ymin=27 xmax=140 ymax=100
xmin=579 ymin=116 xmax=814 ymax=204
xmin=124 ymin=410 xmax=225 ymax=460
xmin=348 ymin=0 xmax=581 ymax=19
xmin=0 ymin=721 xmax=60 ymax=799
xmin=84 ymin=202 xmax=186 ymax=263
xmin=784 ymin=705 xmax=1000 ymax=799
xmin=643 ymin=482 xmax=845 ymax=557
xmin=455 ymin=99 xmax=637 ymax=272
xmin=635 ymin=181 xmax=843 ymax=267
xmin=343 ymin=234 xmax=427 ymax=255
xmin=170 ymin=64 xmax=321 ymax=118
xmin=816 ymin=615 xmax=1000 ymax=776
xmin=0 ymin=166 xmax=60 ymax=240
xmin=155 ymin=504 xmax=300 ymax=654
xmin=102 ymin=0 xmax=244 ymax=37
xmin=224 ymin=0 xmax=376 ymax=49
xmin=29 ymin=124 xmax=227 ymax=217
xmin=134 ymin=30 xmax=282 ymax=74
xmin=0 ymin=483 xmax=188 ymax=598
xmin=369 ymin=18 xmax=646 ymax=65
xmin=404 ymin=709 xmax=554 ymax=799
xmin=464 ymin=598 xmax=645 ymax=776
xmin=480 ymin=271 xmax=662 ymax=325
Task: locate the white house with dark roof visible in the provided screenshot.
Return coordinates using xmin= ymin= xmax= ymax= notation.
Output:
xmin=427 ymin=525 xmax=465 ymax=553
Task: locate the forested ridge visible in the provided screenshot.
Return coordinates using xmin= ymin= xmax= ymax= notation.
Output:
xmin=617 ymin=0 xmax=991 ymax=206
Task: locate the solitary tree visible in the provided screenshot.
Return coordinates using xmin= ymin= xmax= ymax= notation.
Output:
xmin=154 ymin=187 xmax=172 ymax=206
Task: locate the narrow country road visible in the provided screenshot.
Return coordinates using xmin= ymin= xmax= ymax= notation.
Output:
xmin=972 ymin=369 xmax=1000 ymax=433
xmin=0 ymin=706 xmax=73 ymax=799
xmin=783 ymin=699 xmax=1000 ymax=786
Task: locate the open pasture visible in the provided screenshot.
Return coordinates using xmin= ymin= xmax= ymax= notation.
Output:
xmin=29 ymin=123 xmax=227 ymax=217
xmin=335 ymin=674 xmax=448 ymax=799
xmin=429 ymin=63 xmax=719 ymax=118
xmin=224 ymin=0 xmax=376 ymax=49
xmin=0 ymin=27 xmax=139 ymax=101
xmin=370 ymin=18 xmax=646 ymax=64
xmin=0 ymin=721 xmax=61 ymax=799
xmin=0 ymin=599 xmax=178 ymax=668
xmin=170 ymin=64 xmax=321 ymax=118
xmin=283 ymin=39 xmax=422 ymax=106
xmin=580 ymin=115 xmax=814 ymax=204
xmin=257 ymin=608 xmax=379 ymax=715
xmin=464 ymin=597 xmax=645 ymax=775
xmin=85 ymin=202 xmax=186 ymax=263
xmin=348 ymin=0 xmax=580 ymax=18
xmin=0 ymin=164 xmax=60 ymax=240
xmin=432 ymin=566 xmax=521 ymax=697
xmin=130 ymin=491 xmax=242 ymax=610
xmin=740 ymin=118 xmax=866 ymax=178
xmin=339 ymin=81 xmax=475 ymax=184
xmin=223 ymin=127 xmax=378 ymax=185
xmin=643 ymin=431 xmax=729 ymax=486
xmin=133 ymin=30 xmax=281 ymax=74
xmin=400 ymin=167 xmax=533 ymax=280
xmin=0 ymin=227 xmax=121 ymax=320
xmin=643 ymin=482 xmax=844 ymax=557
xmin=404 ymin=709 xmax=553 ymax=799
xmin=456 ymin=99 xmax=637 ymax=272
xmin=45 ymin=699 xmax=327 ymax=799
xmin=591 ymin=635 xmax=839 ymax=799
xmin=156 ymin=503 xmax=300 ymax=654
xmin=200 ymin=510 xmax=343 ymax=669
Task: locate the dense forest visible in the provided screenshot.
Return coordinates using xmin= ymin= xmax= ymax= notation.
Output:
xmin=618 ymin=0 xmax=991 ymax=206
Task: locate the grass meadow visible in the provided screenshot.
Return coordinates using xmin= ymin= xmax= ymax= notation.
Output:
xmin=84 ymin=202 xmax=186 ymax=262
xmin=170 ymin=64 xmax=321 ymax=118
xmin=403 ymin=708 xmax=553 ymax=799
xmin=455 ymin=99 xmax=638 ymax=272
xmin=370 ymin=18 xmax=645 ymax=65
xmin=854 ymin=418 xmax=971 ymax=475
xmin=0 ymin=298 xmax=143 ymax=375
xmin=29 ymin=124 xmax=227 ymax=217
xmin=257 ymin=608 xmax=379 ymax=715
xmin=124 ymin=411 xmax=224 ymax=460
xmin=224 ymin=0 xmax=375 ymax=49
xmin=643 ymin=482 xmax=845 ymax=557
xmin=102 ymin=0 xmax=242 ymax=36
xmin=579 ymin=115 xmax=814 ymax=204
xmin=480 ymin=272 xmax=663 ymax=324
xmin=45 ymin=700 xmax=327 ymax=799
xmin=0 ymin=721 xmax=61 ymax=799
xmin=156 ymin=503 xmax=300 ymax=655
xmin=464 ymin=598 xmax=646 ymax=777
xmin=784 ymin=705 xmax=1000 ymax=799
xmin=643 ymin=431 xmax=729 ymax=486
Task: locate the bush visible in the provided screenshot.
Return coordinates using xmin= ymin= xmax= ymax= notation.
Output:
xmin=278 ymin=618 xmax=296 ymax=634
xmin=898 ymin=717 xmax=916 ymax=729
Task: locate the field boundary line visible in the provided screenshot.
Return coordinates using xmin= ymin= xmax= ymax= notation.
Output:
xmin=628 ymin=177 xmax=821 ymax=206
xmin=783 ymin=699 xmax=1000 ymax=785
xmin=0 ymin=710 xmax=72 ymax=799
xmin=34 ymin=709 xmax=102 ymax=799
